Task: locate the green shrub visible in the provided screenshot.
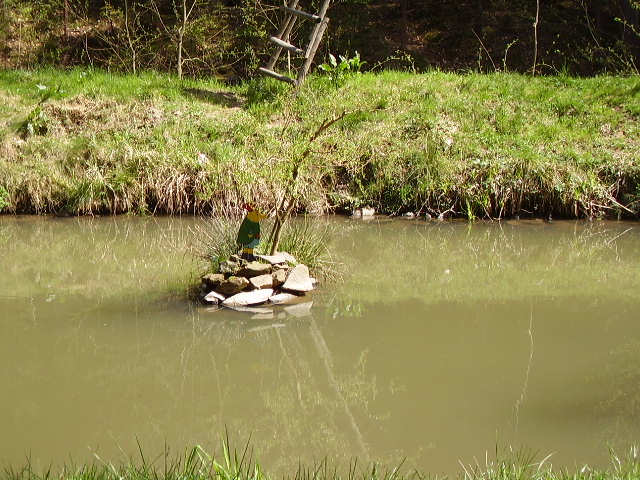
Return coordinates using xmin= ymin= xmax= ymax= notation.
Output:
xmin=0 ymin=186 xmax=9 ymax=211
xmin=318 ymin=52 xmax=366 ymax=88
xmin=18 ymin=106 xmax=49 ymax=138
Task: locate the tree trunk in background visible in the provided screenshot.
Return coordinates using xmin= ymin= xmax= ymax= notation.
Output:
xmin=532 ymin=0 xmax=540 ymax=75
xmin=124 ymin=0 xmax=136 ymax=73
xmin=64 ymin=0 xmax=69 ymax=40
xmin=400 ymin=0 xmax=408 ymax=50
xmin=621 ymin=0 xmax=640 ymax=48
xmin=177 ymin=0 xmax=186 ymax=79
xmin=177 ymin=30 xmax=183 ymax=78
xmin=475 ymin=0 xmax=483 ymax=33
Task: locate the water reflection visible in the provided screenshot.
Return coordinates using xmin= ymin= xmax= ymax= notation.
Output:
xmin=1 ymin=216 xmax=639 ymax=475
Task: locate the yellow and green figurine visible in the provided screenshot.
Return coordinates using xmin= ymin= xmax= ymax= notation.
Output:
xmin=236 ymin=203 xmax=268 ymax=261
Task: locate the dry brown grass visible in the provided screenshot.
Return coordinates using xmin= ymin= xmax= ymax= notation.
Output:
xmin=44 ymin=96 xmax=165 ymax=136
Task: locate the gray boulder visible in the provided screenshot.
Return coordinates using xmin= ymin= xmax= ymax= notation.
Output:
xmin=215 ymin=276 xmax=249 ymax=295
xmin=219 ymin=259 xmax=239 ymax=275
xmin=282 ymin=264 xmax=314 ymax=293
xmin=272 ymin=269 xmax=288 ymax=287
xmin=223 ymin=288 xmax=274 ymax=307
xmin=201 ymin=273 xmax=225 ymax=289
xmin=250 ymin=274 xmax=273 ymax=290
xmin=238 ymin=261 xmax=272 ymax=278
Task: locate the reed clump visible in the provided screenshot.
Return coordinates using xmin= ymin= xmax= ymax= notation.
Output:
xmin=193 ymin=215 xmax=339 ymax=282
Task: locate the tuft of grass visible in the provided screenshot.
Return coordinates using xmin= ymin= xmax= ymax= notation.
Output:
xmin=193 ymin=214 xmax=243 ymax=273
xmin=193 ymin=215 xmax=340 ymax=280
xmin=267 ymin=217 xmax=341 ymax=280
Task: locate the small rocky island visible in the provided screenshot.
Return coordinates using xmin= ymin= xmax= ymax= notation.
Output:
xmin=200 ymin=252 xmax=316 ymax=317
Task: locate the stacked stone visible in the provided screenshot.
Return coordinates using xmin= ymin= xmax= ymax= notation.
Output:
xmin=200 ymin=252 xmax=316 ymax=309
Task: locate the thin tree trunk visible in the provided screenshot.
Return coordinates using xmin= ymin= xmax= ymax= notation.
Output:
xmin=532 ymin=0 xmax=540 ymax=75
xmin=267 ymin=113 xmax=347 ymax=254
xmin=270 ymin=198 xmax=296 ymax=255
xmin=64 ymin=0 xmax=69 ymax=40
xmin=175 ymin=0 xmax=188 ymax=79
xmin=124 ymin=0 xmax=136 ymax=74
xmin=177 ymin=30 xmax=183 ymax=78
xmin=400 ymin=0 xmax=408 ymax=50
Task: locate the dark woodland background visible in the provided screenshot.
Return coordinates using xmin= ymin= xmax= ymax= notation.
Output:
xmin=1 ymin=0 xmax=639 ymax=78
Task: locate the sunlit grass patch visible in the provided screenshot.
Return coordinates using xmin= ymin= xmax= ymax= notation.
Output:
xmin=0 ymin=68 xmax=638 ymax=218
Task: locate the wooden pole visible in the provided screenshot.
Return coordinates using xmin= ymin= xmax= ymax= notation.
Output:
xmin=266 ymin=0 xmax=300 ymax=71
xmin=297 ymin=17 xmax=328 ymax=85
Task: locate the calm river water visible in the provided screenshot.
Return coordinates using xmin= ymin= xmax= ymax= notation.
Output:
xmin=1 ymin=216 xmax=639 ymax=475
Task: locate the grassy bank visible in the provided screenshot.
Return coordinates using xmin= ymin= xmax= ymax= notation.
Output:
xmin=3 ymin=445 xmax=640 ymax=480
xmin=0 ymin=68 xmax=638 ymax=219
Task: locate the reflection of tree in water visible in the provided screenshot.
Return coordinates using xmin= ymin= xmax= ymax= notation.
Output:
xmin=596 ymin=340 xmax=640 ymax=442
xmin=182 ymin=314 xmax=378 ymax=472
xmin=26 ymin=305 xmax=380 ymax=472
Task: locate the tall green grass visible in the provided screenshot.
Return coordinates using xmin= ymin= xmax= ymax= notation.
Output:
xmin=3 ymin=444 xmax=640 ymax=480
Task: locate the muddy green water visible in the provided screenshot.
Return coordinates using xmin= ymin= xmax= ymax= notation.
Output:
xmin=1 ymin=216 xmax=640 ymax=475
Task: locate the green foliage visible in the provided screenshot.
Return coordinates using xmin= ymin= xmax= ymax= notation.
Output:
xmin=244 ymin=77 xmax=290 ymax=116
xmin=17 ymin=105 xmax=48 ymax=138
xmin=318 ymin=52 xmax=366 ymax=88
xmin=0 ymin=185 xmax=10 ymax=211
xmin=2 ymin=0 xmax=640 ymax=76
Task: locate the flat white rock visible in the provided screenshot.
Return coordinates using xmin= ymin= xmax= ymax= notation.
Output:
xmin=269 ymin=293 xmax=301 ymax=305
xmin=256 ymin=252 xmax=297 ymax=265
xmin=223 ymin=289 xmax=273 ymax=307
xmin=204 ymin=291 xmax=226 ymax=304
xmin=279 ymin=252 xmax=297 ymax=264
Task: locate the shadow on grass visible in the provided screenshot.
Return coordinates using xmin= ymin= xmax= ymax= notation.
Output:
xmin=182 ymin=87 xmax=244 ymax=108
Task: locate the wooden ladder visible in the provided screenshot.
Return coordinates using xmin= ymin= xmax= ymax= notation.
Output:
xmin=258 ymin=0 xmax=331 ymax=87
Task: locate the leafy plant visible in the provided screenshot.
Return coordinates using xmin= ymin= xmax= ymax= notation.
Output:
xmin=0 ymin=186 xmax=10 ymax=211
xmin=18 ymin=105 xmax=49 ymax=138
xmin=318 ymin=51 xmax=366 ymax=87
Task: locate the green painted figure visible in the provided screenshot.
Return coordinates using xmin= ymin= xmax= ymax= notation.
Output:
xmin=236 ymin=203 xmax=267 ymax=261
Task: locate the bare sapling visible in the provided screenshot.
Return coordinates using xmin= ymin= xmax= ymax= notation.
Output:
xmin=532 ymin=0 xmax=540 ymax=75
xmin=268 ymin=112 xmax=347 ymax=255
xmin=152 ymin=0 xmax=198 ymax=79
xmin=94 ymin=0 xmax=146 ymax=74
